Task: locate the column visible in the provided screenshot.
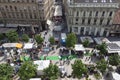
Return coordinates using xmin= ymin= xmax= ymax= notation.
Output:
xmin=72 ymin=27 xmax=74 ymax=33
xmin=94 ymin=28 xmax=98 ymax=36
xmin=106 ymin=31 xmax=109 ymax=37
xmin=78 ymin=27 xmax=81 ymax=35
xmin=83 ymin=27 xmax=86 ymax=35
xmin=100 ymin=28 xmax=104 ymax=36
xmin=89 ymin=27 xmax=92 ymax=35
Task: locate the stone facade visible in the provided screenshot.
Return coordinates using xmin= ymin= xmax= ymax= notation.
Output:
xmin=0 ymin=0 xmax=54 ymax=30
xmin=65 ymin=0 xmax=119 ymax=36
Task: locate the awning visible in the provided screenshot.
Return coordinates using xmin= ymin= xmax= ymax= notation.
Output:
xmin=0 ymin=28 xmax=17 ymax=33
xmin=18 ymin=24 xmax=31 ymax=27
xmin=0 ymin=24 xmax=4 ymax=27
xmin=6 ymin=24 xmax=18 ymax=27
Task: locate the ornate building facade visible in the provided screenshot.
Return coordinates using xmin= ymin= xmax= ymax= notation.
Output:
xmin=65 ymin=0 xmax=119 ymax=36
xmin=0 ymin=0 xmax=54 ymax=31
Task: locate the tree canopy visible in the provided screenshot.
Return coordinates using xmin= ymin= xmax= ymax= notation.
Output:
xmin=66 ymin=33 xmax=77 ymax=48
xmin=21 ymin=34 xmax=29 ymax=42
xmin=35 ymin=34 xmax=44 ymax=44
xmin=96 ymin=42 xmax=107 ymax=55
xmin=82 ymin=39 xmax=90 ymax=47
xmin=49 ymin=36 xmax=55 ymax=45
xmin=96 ymin=59 xmax=107 ymax=74
xmin=6 ymin=30 xmax=19 ymax=42
xmin=18 ymin=61 xmax=37 ymax=80
xmin=109 ymin=54 xmax=120 ymax=66
xmin=72 ymin=60 xmax=88 ymax=79
xmin=0 ymin=33 xmax=4 ymax=41
xmin=0 ymin=63 xmax=14 ymax=80
xmin=43 ymin=64 xmax=59 ymax=80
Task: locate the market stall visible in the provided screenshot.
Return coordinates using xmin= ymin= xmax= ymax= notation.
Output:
xmin=34 ymin=60 xmax=50 ymax=75
xmin=2 ymin=43 xmax=23 ymax=48
xmin=74 ymin=44 xmax=85 ymax=53
xmin=23 ymin=43 xmax=34 ymax=49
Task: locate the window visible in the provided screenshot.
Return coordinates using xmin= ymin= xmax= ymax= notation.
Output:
xmin=76 ymin=18 xmax=78 ymax=21
xmin=14 ymin=6 xmax=17 ymax=11
xmin=88 ymin=19 xmax=91 ymax=24
xmin=83 ymin=11 xmax=85 ymax=16
xmin=109 ymin=11 xmax=112 ymax=16
xmin=21 ymin=13 xmax=23 ymax=18
xmin=74 ymin=27 xmax=78 ymax=32
xmin=75 ymin=23 xmax=78 ymax=25
xmin=5 ymin=5 xmax=7 ymax=8
xmin=107 ymin=19 xmax=110 ymax=25
xmin=8 ymin=0 xmax=10 ymax=2
xmin=95 ymin=11 xmax=98 ymax=16
xmin=100 ymin=19 xmax=103 ymax=25
xmin=102 ymin=11 xmax=105 ymax=16
xmin=30 ymin=14 xmax=32 ymax=19
xmin=82 ymin=19 xmax=85 ymax=24
xmin=94 ymin=19 xmax=97 ymax=25
xmin=89 ymin=11 xmax=92 ymax=16
xmin=76 ymin=11 xmax=79 ymax=16
xmin=10 ymin=6 xmax=12 ymax=10
xmin=31 ymin=0 xmax=34 ymax=2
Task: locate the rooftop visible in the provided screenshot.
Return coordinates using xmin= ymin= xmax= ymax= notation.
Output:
xmin=73 ymin=0 xmax=118 ymax=3
xmin=113 ymin=9 xmax=120 ymax=24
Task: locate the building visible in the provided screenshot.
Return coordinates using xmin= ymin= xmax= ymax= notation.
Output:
xmin=65 ymin=0 xmax=119 ymax=36
xmin=111 ymin=8 xmax=120 ymax=37
xmin=0 ymin=0 xmax=54 ymax=32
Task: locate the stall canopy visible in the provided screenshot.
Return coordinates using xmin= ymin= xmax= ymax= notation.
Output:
xmin=80 ymin=36 xmax=94 ymax=43
xmin=107 ymin=43 xmax=120 ymax=53
xmin=94 ymin=37 xmax=110 ymax=44
xmin=74 ymin=44 xmax=85 ymax=51
xmin=23 ymin=43 xmax=33 ymax=49
xmin=34 ymin=60 xmax=50 ymax=71
xmin=30 ymin=78 xmax=41 ymax=80
xmin=54 ymin=5 xmax=62 ymax=16
xmin=34 ymin=60 xmax=50 ymax=75
xmin=2 ymin=43 xmax=23 ymax=48
xmin=112 ymin=72 xmax=120 ymax=80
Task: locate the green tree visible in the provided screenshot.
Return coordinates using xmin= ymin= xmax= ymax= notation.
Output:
xmin=6 ymin=30 xmax=19 ymax=42
xmin=49 ymin=36 xmax=55 ymax=45
xmin=43 ymin=64 xmax=59 ymax=80
xmin=72 ymin=60 xmax=88 ymax=79
xmin=66 ymin=33 xmax=77 ymax=48
xmin=0 ymin=63 xmax=14 ymax=80
xmin=35 ymin=34 xmax=44 ymax=44
xmin=96 ymin=59 xmax=107 ymax=74
xmin=96 ymin=42 xmax=107 ymax=55
xmin=18 ymin=61 xmax=37 ymax=80
xmin=109 ymin=54 xmax=120 ymax=66
xmin=0 ymin=33 xmax=4 ymax=41
xmin=82 ymin=39 xmax=90 ymax=47
xmin=22 ymin=34 xmax=29 ymax=42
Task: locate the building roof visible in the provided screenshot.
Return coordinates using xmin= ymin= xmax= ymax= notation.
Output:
xmin=73 ymin=0 xmax=118 ymax=3
xmin=113 ymin=9 xmax=120 ymax=24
